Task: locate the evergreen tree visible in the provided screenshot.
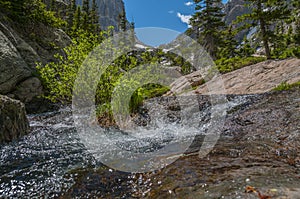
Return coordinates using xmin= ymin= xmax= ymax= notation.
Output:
xmin=219 ymin=25 xmax=238 ymax=58
xmin=49 ymin=0 xmax=55 ymax=11
xmin=67 ymin=0 xmax=77 ymax=31
xmin=129 ymin=21 xmax=135 ymax=44
xmin=90 ymin=0 xmax=101 ymax=33
xmin=72 ymin=6 xmax=81 ymax=32
xmin=82 ymin=0 xmax=89 ymax=14
xmin=239 ymin=36 xmax=255 ymax=57
xmin=237 ymin=0 xmax=290 ymax=59
xmin=82 ymin=0 xmax=90 ymax=31
xmin=292 ymin=0 xmax=300 ymax=46
xmin=190 ymin=0 xmax=226 ymax=60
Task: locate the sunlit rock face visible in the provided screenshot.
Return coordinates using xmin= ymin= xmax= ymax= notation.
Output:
xmin=76 ymin=0 xmax=126 ymax=31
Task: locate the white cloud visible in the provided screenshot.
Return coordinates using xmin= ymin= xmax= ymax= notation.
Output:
xmin=177 ymin=13 xmax=192 ymax=28
xmin=168 ymin=10 xmax=174 ymax=14
xmin=184 ymin=2 xmax=194 ymax=6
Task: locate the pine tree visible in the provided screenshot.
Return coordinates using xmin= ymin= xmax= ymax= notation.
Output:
xmin=239 ymin=36 xmax=255 ymax=57
xmin=67 ymin=0 xmax=76 ymax=31
xmin=219 ymin=25 xmax=238 ymax=58
xmin=237 ymin=0 xmax=290 ymax=59
xmin=82 ymin=0 xmax=90 ymax=31
xmin=292 ymin=0 xmax=300 ymax=46
xmin=90 ymin=0 xmax=100 ymax=33
xmin=49 ymin=0 xmax=55 ymax=11
xmin=129 ymin=21 xmax=135 ymax=44
xmin=72 ymin=6 xmax=81 ymax=32
xmin=82 ymin=0 xmax=89 ymax=14
xmin=190 ymin=0 xmax=226 ymax=60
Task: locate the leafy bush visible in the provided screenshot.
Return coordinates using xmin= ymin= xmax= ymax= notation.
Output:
xmin=38 ymin=28 xmax=171 ymax=124
xmin=272 ymin=46 xmax=300 ymax=59
xmin=37 ymin=30 xmax=103 ymax=103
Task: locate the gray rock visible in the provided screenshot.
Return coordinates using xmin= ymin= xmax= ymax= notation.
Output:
xmin=0 ymin=95 xmax=30 ymax=143
xmin=75 ymin=0 xmax=126 ymax=31
xmin=224 ymin=0 xmax=252 ymax=42
xmin=0 ymin=14 xmax=71 ymax=106
xmin=0 ymin=29 xmax=32 ymax=94
xmin=97 ymin=0 xmax=126 ymax=31
xmin=13 ymin=77 xmax=43 ymax=103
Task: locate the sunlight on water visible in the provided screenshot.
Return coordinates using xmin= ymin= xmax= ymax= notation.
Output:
xmin=0 ymin=95 xmax=254 ymax=197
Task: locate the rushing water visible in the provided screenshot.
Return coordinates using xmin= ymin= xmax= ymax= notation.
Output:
xmin=0 ymin=107 xmax=94 ymax=198
xmin=0 ymin=95 xmax=256 ymax=198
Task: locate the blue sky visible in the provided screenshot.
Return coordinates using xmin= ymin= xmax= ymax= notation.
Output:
xmin=123 ymin=0 xmax=228 ymax=46
xmin=124 ymin=0 xmax=196 ymax=33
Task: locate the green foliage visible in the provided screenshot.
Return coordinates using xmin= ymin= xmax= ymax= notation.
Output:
xmin=28 ymin=0 xmax=66 ymax=27
xmin=37 ymin=30 xmax=103 ymax=103
xmin=130 ymin=84 xmax=169 ymax=113
xmin=67 ymin=0 xmax=101 ymax=35
xmin=215 ymin=56 xmax=266 ymax=74
xmin=0 ymin=0 xmax=65 ymax=28
xmin=236 ymin=0 xmax=291 ymax=59
xmin=238 ymin=37 xmax=255 ymax=57
xmin=273 ymin=81 xmax=300 ymax=91
xmin=37 ymin=26 xmax=171 ymax=120
xmin=219 ymin=25 xmax=239 ymax=59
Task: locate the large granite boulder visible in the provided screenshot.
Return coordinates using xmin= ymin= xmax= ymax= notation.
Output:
xmin=0 ymin=14 xmax=71 ymax=109
xmin=0 ymin=29 xmax=32 ymax=94
xmin=0 ymin=95 xmax=30 ymax=143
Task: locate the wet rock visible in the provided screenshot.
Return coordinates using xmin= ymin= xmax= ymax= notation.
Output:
xmin=145 ymin=87 xmax=300 ymax=198
xmin=66 ymin=87 xmax=300 ymax=198
xmin=0 ymin=95 xmax=30 ymax=143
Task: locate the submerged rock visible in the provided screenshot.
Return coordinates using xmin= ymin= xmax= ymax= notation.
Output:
xmin=0 ymin=95 xmax=30 ymax=143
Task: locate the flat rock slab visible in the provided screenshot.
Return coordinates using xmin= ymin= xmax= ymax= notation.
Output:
xmin=189 ymin=58 xmax=300 ymax=95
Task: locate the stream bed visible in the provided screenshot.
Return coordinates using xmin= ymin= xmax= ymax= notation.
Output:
xmin=1 ymin=89 xmax=300 ymax=198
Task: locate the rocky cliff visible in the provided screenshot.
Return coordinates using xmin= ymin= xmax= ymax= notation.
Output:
xmin=76 ymin=0 xmax=126 ymax=31
xmin=224 ymin=0 xmax=251 ymax=42
xmin=0 ymin=0 xmax=126 ymax=112
xmin=0 ymin=13 xmax=71 ymax=111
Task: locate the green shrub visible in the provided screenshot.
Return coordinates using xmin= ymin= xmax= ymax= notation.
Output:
xmin=215 ymin=56 xmax=266 ymax=74
xmin=37 ymin=30 xmax=104 ymax=103
xmin=273 ymin=81 xmax=300 ymax=91
xmin=2 ymin=0 xmax=65 ymax=28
